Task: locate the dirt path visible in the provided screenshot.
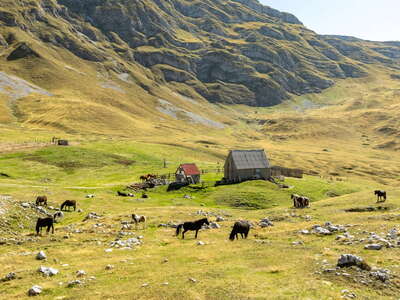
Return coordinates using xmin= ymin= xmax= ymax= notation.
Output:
xmin=0 ymin=182 xmax=113 ymax=190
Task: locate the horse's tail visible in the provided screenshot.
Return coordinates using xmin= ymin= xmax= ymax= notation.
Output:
xmin=229 ymin=228 xmax=236 ymax=241
xmin=176 ymin=224 xmax=183 ymax=236
xmin=36 ymin=219 xmax=41 ymax=235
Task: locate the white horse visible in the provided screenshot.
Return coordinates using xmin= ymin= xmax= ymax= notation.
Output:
xmin=132 ymin=213 xmax=146 ymax=229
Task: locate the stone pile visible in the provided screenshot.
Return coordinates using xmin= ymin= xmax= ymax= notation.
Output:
xmin=83 ymin=212 xmax=101 ymax=221
xmin=309 ymin=222 xmax=347 ymax=236
xmin=259 ymin=218 xmax=274 ymax=228
xmin=38 ymin=266 xmax=59 ymax=277
xmin=109 ymin=237 xmax=142 ymax=250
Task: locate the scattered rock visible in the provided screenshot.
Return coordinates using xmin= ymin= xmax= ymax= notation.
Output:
xmin=21 ymin=202 xmax=30 ymax=208
xmin=1 ymin=272 xmax=17 ymax=282
xmin=38 ymin=266 xmax=59 ymax=277
xmin=370 ymin=269 xmax=390 ymax=282
xmin=36 ymin=251 xmax=47 ymax=260
xmin=83 ymin=212 xmax=101 ymax=221
xmin=109 ymin=237 xmax=142 ymax=249
xmin=312 ymin=226 xmax=331 ymax=235
xmin=203 ymin=222 xmax=220 ymax=229
xmin=158 ymin=222 xmax=179 ymax=228
xmin=197 ymin=241 xmax=205 ymax=246
xmin=337 ymin=254 xmax=371 ymax=271
xmin=292 ymin=241 xmax=304 ymax=246
xmin=364 ymin=244 xmax=383 ymax=250
xmin=341 ymin=289 xmax=356 ymax=299
xmin=86 ymin=194 xmax=95 ymax=198
xmin=311 ymin=222 xmax=346 ymax=235
xmin=141 ymin=283 xmax=149 ymax=287
xmin=188 ymin=277 xmax=197 ymax=283
xmin=259 ymin=218 xmax=274 ymax=228
xmin=216 ymin=216 xmax=225 ymax=222
xmin=76 ymin=270 xmax=86 ymax=277
xmin=28 ymin=285 xmax=42 ymax=296
xmin=105 ymin=265 xmax=114 ymax=270
xmin=67 ymin=280 xmax=82 ymax=288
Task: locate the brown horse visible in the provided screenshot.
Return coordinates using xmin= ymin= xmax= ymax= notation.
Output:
xmin=36 ymin=196 xmax=47 ymax=206
xmin=60 ymin=200 xmax=76 ymax=211
xmin=132 ymin=213 xmax=146 ymax=229
xmin=36 ymin=217 xmax=54 ymax=235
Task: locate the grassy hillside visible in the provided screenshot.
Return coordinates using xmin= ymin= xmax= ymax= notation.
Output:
xmin=1 ymin=0 xmax=400 ymax=298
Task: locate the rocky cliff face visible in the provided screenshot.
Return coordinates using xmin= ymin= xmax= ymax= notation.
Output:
xmin=1 ymin=0 xmax=400 ymax=108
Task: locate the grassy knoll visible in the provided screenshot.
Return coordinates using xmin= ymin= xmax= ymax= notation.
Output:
xmin=1 ymin=188 xmax=400 ymax=299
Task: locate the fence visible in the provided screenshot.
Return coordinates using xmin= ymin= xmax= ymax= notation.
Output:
xmin=268 ymin=166 xmax=303 ymax=179
xmin=152 ymin=168 xmax=223 ymax=181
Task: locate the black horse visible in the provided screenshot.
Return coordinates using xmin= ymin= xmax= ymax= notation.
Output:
xmin=36 ymin=217 xmax=54 ymax=235
xmin=375 ymin=190 xmax=387 ymax=203
xmin=229 ymin=221 xmax=250 ymax=241
xmin=60 ymin=200 xmax=76 ymax=211
xmin=176 ymin=218 xmax=209 ymax=239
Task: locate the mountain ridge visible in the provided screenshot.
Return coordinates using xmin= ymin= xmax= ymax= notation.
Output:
xmin=0 ymin=0 xmax=400 ymax=134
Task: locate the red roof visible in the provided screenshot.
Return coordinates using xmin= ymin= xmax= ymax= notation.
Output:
xmin=179 ymin=163 xmax=200 ymax=175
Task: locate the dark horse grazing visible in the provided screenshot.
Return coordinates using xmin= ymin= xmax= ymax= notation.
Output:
xmin=229 ymin=221 xmax=250 ymax=241
xmin=176 ymin=218 xmax=209 ymax=239
xmin=291 ymin=194 xmax=310 ymax=208
xmin=36 ymin=196 xmax=47 ymax=206
xmin=375 ymin=190 xmax=387 ymax=203
xmin=60 ymin=200 xmax=76 ymax=211
xmin=36 ymin=216 xmax=54 ymax=235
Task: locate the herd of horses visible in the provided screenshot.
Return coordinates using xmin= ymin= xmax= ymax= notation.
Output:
xmin=139 ymin=174 xmax=157 ymax=182
xmin=33 ymin=189 xmax=388 ymax=238
xmin=291 ymin=194 xmax=310 ymax=209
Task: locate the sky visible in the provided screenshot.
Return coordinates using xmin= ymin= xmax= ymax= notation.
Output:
xmin=261 ymin=0 xmax=400 ymax=41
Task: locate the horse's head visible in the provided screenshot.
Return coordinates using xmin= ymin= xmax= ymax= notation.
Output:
xmin=203 ymin=218 xmax=210 ymax=225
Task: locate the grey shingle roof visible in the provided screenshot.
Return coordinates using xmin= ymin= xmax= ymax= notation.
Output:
xmin=230 ymin=150 xmax=269 ymax=170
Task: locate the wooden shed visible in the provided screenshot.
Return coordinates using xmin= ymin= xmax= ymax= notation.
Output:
xmin=175 ymin=163 xmax=201 ymax=184
xmin=224 ymin=150 xmax=270 ymax=182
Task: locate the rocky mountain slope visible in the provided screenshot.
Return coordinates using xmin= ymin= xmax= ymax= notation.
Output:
xmin=0 ymin=0 xmax=400 ymax=133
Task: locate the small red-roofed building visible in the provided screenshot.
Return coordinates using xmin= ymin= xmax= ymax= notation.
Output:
xmin=175 ymin=163 xmax=201 ymax=184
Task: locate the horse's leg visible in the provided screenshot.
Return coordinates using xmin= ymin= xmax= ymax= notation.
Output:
xmin=182 ymin=230 xmax=187 ymax=239
xmin=52 ymin=224 xmax=54 ymax=234
xmin=195 ymin=229 xmax=199 ymax=239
